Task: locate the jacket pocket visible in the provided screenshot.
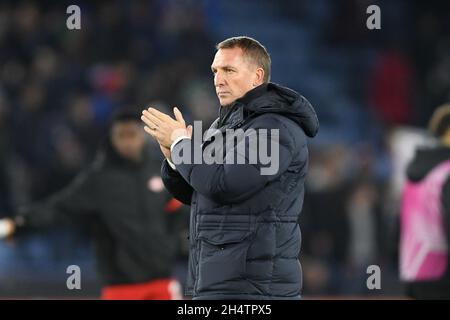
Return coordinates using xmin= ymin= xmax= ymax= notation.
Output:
xmin=197 ymin=226 xmax=252 ymax=245
xmin=196 ymin=227 xmax=254 ymax=294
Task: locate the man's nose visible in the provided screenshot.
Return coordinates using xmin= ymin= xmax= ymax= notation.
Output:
xmin=214 ymin=72 xmax=225 ymax=87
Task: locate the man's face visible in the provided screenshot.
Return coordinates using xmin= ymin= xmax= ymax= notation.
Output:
xmin=111 ymin=121 xmax=145 ymax=161
xmin=211 ymin=47 xmax=261 ymax=106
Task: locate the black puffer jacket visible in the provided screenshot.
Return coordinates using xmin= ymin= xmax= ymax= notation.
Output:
xmin=161 ymin=83 xmax=319 ymax=299
xmin=15 ymin=142 xmax=185 ymax=286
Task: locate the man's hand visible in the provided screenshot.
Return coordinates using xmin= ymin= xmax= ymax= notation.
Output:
xmin=159 ymin=124 xmax=193 ymax=162
xmin=160 ymin=144 xmax=172 ymax=161
xmin=0 ymin=218 xmax=16 ymax=239
xmin=141 ymin=107 xmax=191 ymax=148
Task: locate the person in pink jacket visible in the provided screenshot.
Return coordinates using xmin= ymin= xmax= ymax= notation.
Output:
xmin=400 ymin=103 xmax=450 ymax=299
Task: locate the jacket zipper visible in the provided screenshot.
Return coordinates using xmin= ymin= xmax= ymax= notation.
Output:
xmin=192 ymin=117 xmax=246 ymax=296
xmin=191 ymin=194 xmax=200 ymax=296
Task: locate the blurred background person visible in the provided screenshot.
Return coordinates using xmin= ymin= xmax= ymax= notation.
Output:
xmin=0 ymin=108 xmax=187 ymax=299
xmin=0 ymin=0 xmax=449 ymax=298
xmin=400 ymin=104 xmax=450 ymax=299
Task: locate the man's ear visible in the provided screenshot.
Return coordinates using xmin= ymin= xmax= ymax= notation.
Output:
xmin=254 ymin=67 xmax=265 ymax=86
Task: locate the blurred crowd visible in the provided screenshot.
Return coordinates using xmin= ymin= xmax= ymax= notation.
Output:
xmin=0 ymin=0 xmax=449 ymax=297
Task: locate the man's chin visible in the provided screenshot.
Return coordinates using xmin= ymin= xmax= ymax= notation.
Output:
xmin=219 ymin=98 xmax=236 ymax=107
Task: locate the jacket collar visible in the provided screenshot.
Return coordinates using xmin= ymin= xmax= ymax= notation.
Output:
xmin=218 ymin=83 xmax=268 ymax=128
xmin=235 ymin=83 xmax=268 ymax=106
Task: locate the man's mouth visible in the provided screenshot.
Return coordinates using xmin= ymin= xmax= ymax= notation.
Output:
xmin=217 ymin=92 xmax=230 ymax=97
